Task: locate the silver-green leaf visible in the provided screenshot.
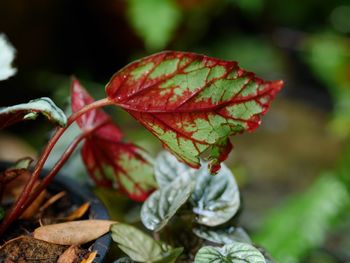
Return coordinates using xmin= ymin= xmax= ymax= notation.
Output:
xmin=154 ymin=151 xmax=195 ymax=188
xmin=114 ymin=257 xmax=134 ymax=263
xmin=111 ymin=223 xmax=182 ymax=263
xmin=193 ymin=226 xmax=252 ymax=245
xmin=191 ymin=164 xmax=240 ymax=226
xmin=194 ymin=242 xmax=266 ymax=263
xmin=141 ymin=176 xmax=195 ymax=231
xmin=0 ymin=97 xmax=67 ymax=128
xmin=151 ymin=151 xmax=240 ymax=227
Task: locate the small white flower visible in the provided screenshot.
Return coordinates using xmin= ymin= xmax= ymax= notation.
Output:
xmin=0 ymin=33 xmax=17 ymax=81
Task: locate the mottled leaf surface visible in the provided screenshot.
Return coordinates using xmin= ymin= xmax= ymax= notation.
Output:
xmin=72 ymin=79 xmax=157 ymax=201
xmin=106 ymin=51 xmax=283 ymax=173
xmin=193 ymin=226 xmax=252 ymax=245
xmin=146 ymin=151 xmax=240 ymax=227
xmin=0 ymin=97 xmax=67 ymax=129
xmin=141 ymin=176 xmax=195 ymax=231
xmin=191 ymin=163 xmax=240 ymax=226
xmin=194 ymin=242 xmax=266 ymax=263
xmin=111 ymin=223 xmax=182 ymax=262
xmin=154 ymin=150 xmax=196 ymax=188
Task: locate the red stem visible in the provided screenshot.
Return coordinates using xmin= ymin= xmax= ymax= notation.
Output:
xmin=0 ymin=98 xmax=113 ymax=236
xmin=23 ymin=119 xmax=110 ymax=211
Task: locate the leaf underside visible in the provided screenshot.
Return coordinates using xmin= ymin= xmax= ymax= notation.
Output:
xmin=106 ymin=51 xmax=283 ymax=173
xmin=71 ymin=79 xmax=156 ymax=201
xmin=0 ymin=97 xmax=67 ymax=129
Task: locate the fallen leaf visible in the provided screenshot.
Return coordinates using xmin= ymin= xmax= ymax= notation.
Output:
xmin=0 ymin=236 xmax=67 ymax=263
xmin=57 ymin=245 xmax=90 ymax=263
xmin=2 ymin=169 xmax=33 ymax=203
xmin=39 ymin=191 xmax=66 ymax=212
xmin=34 ymin=220 xmax=117 ymax=245
xmin=80 ymin=251 xmax=97 ymax=263
xmin=20 ymin=189 xmax=47 ymax=220
xmin=57 ymin=245 xmax=80 ymax=263
xmin=65 ymin=202 xmax=90 ymax=221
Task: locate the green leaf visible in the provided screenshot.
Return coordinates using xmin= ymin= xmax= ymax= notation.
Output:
xmin=126 ymin=0 xmax=181 ymax=50
xmin=254 ymin=174 xmax=349 ymax=263
xmin=193 ymin=226 xmax=252 ymax=245
xmin=12 ymin=157 xmax=33 ymax=169
xmin=154 ymin=247 xmax=183 ymax=263
xmin=0 ymin=33 xmax=17 ymax=81
xmin=191 ymin=164 xmax=240 ymax=226
xmin=114 ymin=257 xmax=134 ymax=263
xmin=194 ymin=242 xmax=266 ymax=263
xmin=149 ymin=151 xmax=240 ymax=227
xmin=154 ymin=151 xmax=195 ymax=188
xmin=111 ymin=223 xmax=182 ymax=262
xmin=141 ymin=176 xmax=195 ymax=231
xmin=303 ymin=34 xmax=350 ymax=136
xmin=0 ymin=97 xmax=67 ymax=129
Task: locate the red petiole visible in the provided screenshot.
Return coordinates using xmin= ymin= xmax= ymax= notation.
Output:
xmin=0 ymin=98 xmax=113 ymax=236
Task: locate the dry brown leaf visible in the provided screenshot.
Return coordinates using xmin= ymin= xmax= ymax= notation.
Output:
xmin=20 ymin=189 xmax=47 ymax=220
xmin=65 ymin=202 xmax=90 ymax=221
xmin=2 ymin=169 xmax=31 ymax=203
xmin=0 ymin=236 xmax=67 ymax=263
xmin=34 ymin=220 xmax=117 ymax=245
xmin=80 ymin=251 xmax=97 ymax=263
xmin=40 ymin=191 xmax=66 ymax=212
xmin=57 ymin=245 xmax=80 ymax=263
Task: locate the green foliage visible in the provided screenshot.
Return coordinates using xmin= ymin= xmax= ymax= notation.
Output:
xmin=126 ymin=0 xmax=181 ymax=50
xmin=194 ymin=242 xmax=266 ymax=263
xmin=141 ymin=151 xmax=240 ymax=232
xmin=111 ymin=223 xmax=183 ymax=263
xmin=254 ymin=174 xmax=349 ymax=263
xmin=114 ymin=257 xmax=134 ymax=263
xmin=204 ymin=36 xmax=286 ymax=80
xmin=141 ymin=176 xmax=195 ymax=231
xmin=304 ymin=33 xmax=350 ymax=137
xmin=193 ymin=226 xmax=252 ymax=245
xmin=230 ymin=0 xmax=264 ymax=15
xmin=154 ymin=151 xmax=189 ymax=188
xmin=190 ymin=163 xmax=240 ymax=226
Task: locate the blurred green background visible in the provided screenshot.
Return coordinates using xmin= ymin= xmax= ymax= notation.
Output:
xmin=1 ymin=0 xmax=350 ymax=262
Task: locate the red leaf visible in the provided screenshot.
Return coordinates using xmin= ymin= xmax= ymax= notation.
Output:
xmin=106 ymin=51 xmax=284 ymax=173
xmin=71 ymin=79 xmax=156 ymax=201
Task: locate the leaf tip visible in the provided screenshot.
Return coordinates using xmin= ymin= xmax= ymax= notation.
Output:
xmin=270 ymin=79 xmax=284 ymax=95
